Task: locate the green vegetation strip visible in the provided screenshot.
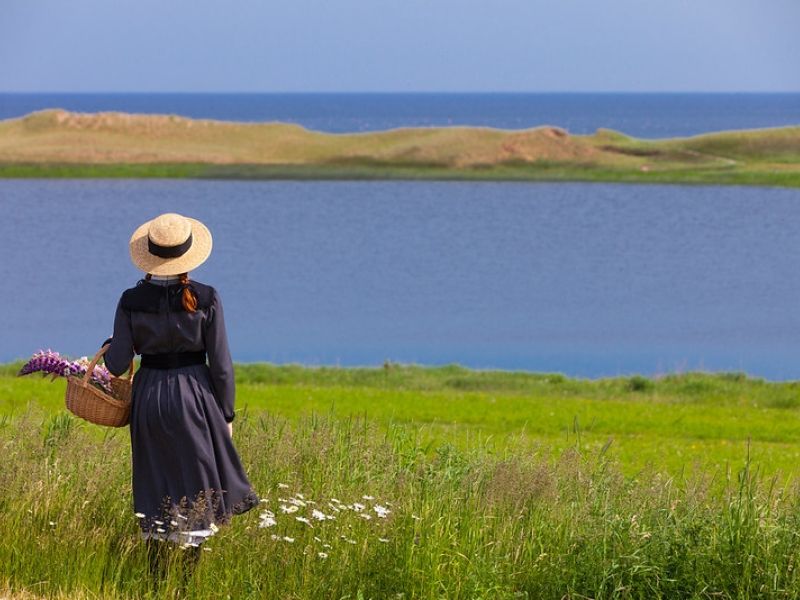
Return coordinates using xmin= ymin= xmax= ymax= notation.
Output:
xmin=2 ymin=161 xmax=799 ymax=187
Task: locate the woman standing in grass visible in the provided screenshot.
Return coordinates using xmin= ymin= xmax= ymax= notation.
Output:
xmin=103 ymin=213 xmax=258 ymax=568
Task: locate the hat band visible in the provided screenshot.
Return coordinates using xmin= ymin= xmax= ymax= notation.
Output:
xmin=148 ymin=233 xmax=193 ymax=259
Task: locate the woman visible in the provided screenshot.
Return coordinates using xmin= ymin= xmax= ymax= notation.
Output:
xmin=104 ymin=213 xmax=258 ymax=553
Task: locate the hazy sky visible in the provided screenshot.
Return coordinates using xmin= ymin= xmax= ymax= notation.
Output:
xmin=1 ymin=0 xmax=798 ymax=93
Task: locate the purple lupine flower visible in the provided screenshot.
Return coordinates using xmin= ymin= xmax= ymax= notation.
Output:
xmin=18 ymin=349 xmax=114 ymax=395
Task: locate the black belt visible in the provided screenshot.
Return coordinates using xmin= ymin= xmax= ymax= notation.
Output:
xmin=140 ymin=351 xmax=207 ymax=370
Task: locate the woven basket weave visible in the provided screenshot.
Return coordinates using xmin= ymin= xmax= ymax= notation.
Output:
xmin=65 ymin=345 xmax=133 ymax=427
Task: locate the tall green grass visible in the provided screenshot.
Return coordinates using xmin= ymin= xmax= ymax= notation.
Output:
xmin=3 ymin=408 xmax=800 ymax=599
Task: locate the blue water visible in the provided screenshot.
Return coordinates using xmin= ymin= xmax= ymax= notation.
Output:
xmin=2 ymin=179 xmax=800 ymax=380
xmin=1 ymin=93 xmax=799 ymax=138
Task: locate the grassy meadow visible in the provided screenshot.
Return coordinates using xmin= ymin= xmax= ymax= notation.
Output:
xmin=1 ymin=110 xmax=799 ymax=187
xmin=4 ymin=362 xmax=800 ymax=598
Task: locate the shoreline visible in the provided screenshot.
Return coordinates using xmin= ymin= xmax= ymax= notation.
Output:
xmin=1 ymin=162 xmax=799 ymax=188
xmin=0 ymin=359 xmax=788 ymax=383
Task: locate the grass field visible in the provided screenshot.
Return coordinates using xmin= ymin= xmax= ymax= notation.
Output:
xmin=1 ymin=110 xmax=799 ymax=187
xmin=4 ymin=362 xmax=800 ymax=477
xmin=4 ymin=363 xmax=800 ymax=598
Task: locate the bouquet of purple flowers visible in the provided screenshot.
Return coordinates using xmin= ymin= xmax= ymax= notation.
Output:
xmin=19 ymin=349 xmax=115 ymax=396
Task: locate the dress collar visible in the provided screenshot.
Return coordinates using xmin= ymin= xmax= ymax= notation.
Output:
xmin=147 ymin=274 xmax=181 ymax=286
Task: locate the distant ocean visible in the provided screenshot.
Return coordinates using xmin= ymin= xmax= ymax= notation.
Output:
xmin=1 ymin=93 xmax=799 ymax=139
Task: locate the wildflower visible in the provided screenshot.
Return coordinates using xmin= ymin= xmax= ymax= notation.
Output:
xmin=202 ymin=547 xmax=212 ymax=552
xmin=18 ymin=349 xmax=115 ymax=395
xmin=378 ymin=538 xmax=390 ymax=543
xmin=412 ymin=515 xmax=421 ymax=520
xmin=170 ymin=520 xmax=178 ymax=527
xmin=360 ymin=514 xmax=372 ymax=520
xmin=312 ymin=509 xmax=332 ymax=521
xmin=362 ymin=495 xmax=375 ymax=501
xmin=280 ymin=504 xmax=299 ymax=514
xmin=157 ymin=528 xmax=166 ymax=533
xmin=135 ymin=513 xmax=146 ymax=519
xmin=374 ymin=505 xmax=390 ymax=518
xmin=49 ymin=521 xmax=56 ymax=527
xmin=318 ymin=552 xmax=328 ymax=559
xmin=283 ymin=536 xmax=295 ymax=543
xmin=352 ymin=503 xmax=366 ymax=511
xmin=155 ymin=520 xmax=164 ymax=526
xmin=260 ymin=510 xmax=275 ymax=519
xmin=259 ymin=517 xmax=277 ymax=528
xmin=210 ymin=523 xmax=219 ymax=533
xmin=278 ymin=483 xmax=289 ymax=489
xmin=330 ymin=498 xmax=341 ymax=504
xmin=296 ymin=516 xmax=313 ymax=526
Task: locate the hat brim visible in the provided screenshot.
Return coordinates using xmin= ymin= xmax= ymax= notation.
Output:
xmin=129 ymin=217 xmax=213 ymax=276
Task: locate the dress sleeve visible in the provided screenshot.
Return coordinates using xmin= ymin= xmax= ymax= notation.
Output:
xmin=205 ymin=290 xmax=236 ymax=423
xmin=104 ymin=298 xmax=135 ymax=377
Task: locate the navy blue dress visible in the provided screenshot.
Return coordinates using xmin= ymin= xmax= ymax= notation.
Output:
xmin=105 ymin=278 xmax=258 ymax=541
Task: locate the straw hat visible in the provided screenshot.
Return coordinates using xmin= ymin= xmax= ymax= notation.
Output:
xmin=129 ymin=213 xmax=212 ymax=276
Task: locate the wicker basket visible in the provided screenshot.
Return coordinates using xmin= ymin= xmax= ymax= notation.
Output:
xmin=66 ymin=345 xmax=133 ymax=427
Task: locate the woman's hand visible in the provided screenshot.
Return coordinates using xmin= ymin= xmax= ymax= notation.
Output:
xmin=227 ymin=422 xmax=233 ymax=438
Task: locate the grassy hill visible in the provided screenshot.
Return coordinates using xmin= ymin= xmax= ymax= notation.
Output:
xmin=1 ymin=109 xmax=798 ymax=186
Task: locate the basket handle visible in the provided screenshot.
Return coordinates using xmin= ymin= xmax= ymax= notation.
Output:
xmin=91 ymin=344 xmax=135 ymax=382
xmin=86 ymin=345 xmax=109 ymax=376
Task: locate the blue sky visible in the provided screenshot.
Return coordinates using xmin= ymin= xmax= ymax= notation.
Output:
xmin=1 ymin=0 xmax=798 ymax=93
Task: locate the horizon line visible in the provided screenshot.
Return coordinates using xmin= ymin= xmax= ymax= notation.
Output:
xmin=2 ymin=90 xmax=800 ymax=95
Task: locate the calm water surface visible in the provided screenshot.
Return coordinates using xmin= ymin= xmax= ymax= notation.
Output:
xmin=2 ymin=93 xmax=799 ymax=138
xmin=2 ymin=179 xmax=800 ymax=379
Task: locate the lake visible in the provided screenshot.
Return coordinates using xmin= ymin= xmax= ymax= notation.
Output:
xmin=2 ymin=179 xmax=799 ymax=380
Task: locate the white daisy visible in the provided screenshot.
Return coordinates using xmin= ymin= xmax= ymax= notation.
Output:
xmin=259 ymin=517 xmax=277 ymax=528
